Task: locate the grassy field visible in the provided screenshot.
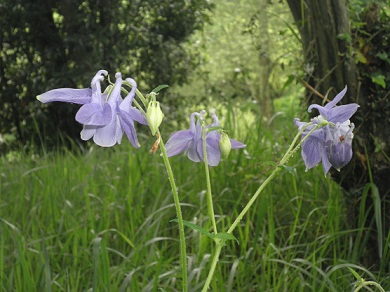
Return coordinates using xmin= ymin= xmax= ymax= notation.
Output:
xmin=1 ymin=99 xmax=389 ymax=291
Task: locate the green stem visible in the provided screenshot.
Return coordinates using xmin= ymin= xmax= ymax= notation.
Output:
xmin=228 ymin=122 xmax=321 ymax=235
xmin=354 ymin=281 xmax=385 ymax=292
xmin=158 ymin=132 xmax=188 ymax=292
xmin=201 ymin=243 xmax=223 ymax=292
xmin=201 ymin=122 xmax=324 ymax=290
xmin=227 ymin=166 xmax=281 ymax=234
xmin=202 ymin=125 xmax=218 ymax=235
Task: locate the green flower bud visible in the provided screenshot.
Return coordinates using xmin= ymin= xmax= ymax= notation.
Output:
xmin=146 ymin=101 xmax=164 ymax=136
xmin=219 ymin=132 xmax=232 ymax=159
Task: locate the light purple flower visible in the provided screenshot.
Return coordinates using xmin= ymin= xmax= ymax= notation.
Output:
xmin=37 ymin=70 xmax=147 ymax=147
xmin=294 ymin=86 xmax=359 ymax=175
xmin=165 ymin=111 xmax=245 ymax=166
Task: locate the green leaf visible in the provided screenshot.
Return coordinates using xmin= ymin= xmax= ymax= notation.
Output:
xmin=355 ymin=50 xmax=368 ymax=64
xmin=282 ymin=75 xmax=295 ymax=90
xmin=278 ymin=164 xmax=294 ymax=174
xmin=376 ymin=52 xmax=390 ymax=63
xmin=371 ymin=75 xmax=386 ymax=89
xmin=152 ymin=85 xmax=169 ymax=93
xmin=213 ymin=232 xmax=239 ymax=244
xmin=348 ymin=267 xmax=363 ymax=282
xmin=371 ymin=183 xmax=383 ymax=259
xmin=170 ymin=219 xmax=214 ymax=240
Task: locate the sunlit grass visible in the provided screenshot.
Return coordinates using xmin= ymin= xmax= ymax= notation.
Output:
xmin=1 ymin=100 xmax=388 ymax=291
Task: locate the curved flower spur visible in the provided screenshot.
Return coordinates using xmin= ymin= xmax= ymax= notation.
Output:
xmin=294 ymin=86 xmax=359 ymax=175
xmin=37 ymin=71 xmax=147 ymax=147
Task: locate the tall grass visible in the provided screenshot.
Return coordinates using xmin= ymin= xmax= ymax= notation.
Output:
xmin=1 ymin=99 xmax=389 ymax=291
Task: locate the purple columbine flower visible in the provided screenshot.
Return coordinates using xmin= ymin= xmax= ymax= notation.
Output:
xmin=294 ymin=86 xmax=359 ymax=175
xmin=37 ymin=70 xmax=147 ymax=147
xmin=165 ymin=111 xmax=245 ymax=166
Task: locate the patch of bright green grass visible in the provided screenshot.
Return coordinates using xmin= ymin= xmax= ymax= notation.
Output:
xmin=1 ymin=104 xmax=388 ymax=291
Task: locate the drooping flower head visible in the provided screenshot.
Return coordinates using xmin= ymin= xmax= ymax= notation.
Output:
xmin=294 ymin=86 xmax=359 ymax=175
xmin=165 ymin=111 xmax=245 ymax=166
xmin=37 ymin=70 xmax=147 ymax=147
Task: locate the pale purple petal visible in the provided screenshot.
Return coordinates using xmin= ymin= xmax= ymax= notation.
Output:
xmin=129 ymin=107 xmax=148 ymax=125
xmin=119 ymin=110 xmax=140 ymax=148
xmin=203 ymin=137 xmax=221 ymax=166
xmin=209 ymin=112 xmax=220 ymax=127
xmin=93 ymin=116 xmax=122 ymax=147
xmin=327 ymin=141 xmax=352 ymax=170
xmin=301 ymin=137 xmax=324 ymax=170
xmin=108 ymin=73 xmax=123 ymax=106
xmin=80 ymin=125 xmax=97 ymax=141
xmin=230 ymin=139 xmax=246 ymax=149
xmin=120 ymin=78 xmax=137 ymax=111
xmin=327 ymin=104 xmax=359 ymax=123
xmin=75 ymin=103 xmax=112 ymax=125
xmin=321 ymin=150 xmax=332 ymax=175
xmin=165 ymin=130 xmax=194 ymax=157
xmin=187 ymin=140 xmax=202 ymax=162
xmin=324 ymin=86 xmax=347 ymax=109
xmin=90 ymin=70 xmax=108 ymax=104
xmin=37 ymin=88 xmax=92 ymax=104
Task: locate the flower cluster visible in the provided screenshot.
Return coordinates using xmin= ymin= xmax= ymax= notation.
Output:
xmin=37 ymin=70 xmax=147 ymax=147
xmin=165 ymin=111 xmax=246 ymax=166
xmin=294 ymin=86 xmax=359 ymax=175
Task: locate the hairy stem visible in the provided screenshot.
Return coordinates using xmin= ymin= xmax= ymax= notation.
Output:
xmin=202 ymin=125 xmax=218 ymax=235
xmin=159 ymin=132 xmax=188 ymax=291
xmin=202 ymin=122 xmax=323 ymax=290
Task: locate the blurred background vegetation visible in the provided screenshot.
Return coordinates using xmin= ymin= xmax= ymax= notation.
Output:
xmin=1 ymin=0 xmax=390 ymax=290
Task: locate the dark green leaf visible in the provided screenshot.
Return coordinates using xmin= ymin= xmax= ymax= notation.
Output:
xmin=278 ymin=164 xmax=294 ymax=174
xmin=213 ymin=232 xmax=239 ymax=244
xmin=170 ymin=219 xmax=214 ymax=239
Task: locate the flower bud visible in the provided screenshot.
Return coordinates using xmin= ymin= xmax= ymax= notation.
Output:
xmin=219 ymin=132 xmax=232 ymax=159
xmin=146 ymin=101 xmax=164 ymax=136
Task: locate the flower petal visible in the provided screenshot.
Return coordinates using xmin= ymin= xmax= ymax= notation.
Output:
xmin=129 ymin=107 xmax=148 ymax=125
xmin=80 ymin=125 xmax=97 ymax=141
xmin=75 ymin=103 xmax=112 ymax=125
xmin=307 ymin=104 xmax=328 ymax=119
xmin=321 ymin=150 xmax=332 ymax=175
xmin=324 ymin=86 xmax=347 ymax=110
xmin=119 ymin=110 xmax=140 ymax=148
xmin=165 ymin=130 xmax=194 ymax=157
xmin=327 ymin=104 xmax=359 ymax=123
xmin=93 ymin=115 xmax=121 ymax=147
xmin=187 ymin=140 xmax=202 ymax=162
xmin=230 ymin=139 xmax=246 ymax=149
xmin=37 ymin=88 xmax=92 ymax=104
xmin=204 ymin=137 xmax=222 ymax=166
xmin=120 ymin=78 xmax=137 ymax=111
xmin=301 ymin=137 xmax=324 ymax=170
xmin=91 ymin=70 xmax=108 ymax=104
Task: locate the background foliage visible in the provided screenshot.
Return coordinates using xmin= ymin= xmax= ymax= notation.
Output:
xmin=0 ymin=0 xmax=212 ymax=150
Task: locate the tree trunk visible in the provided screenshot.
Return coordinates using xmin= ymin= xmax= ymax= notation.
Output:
xmin=257 ymin=0 xmax=273 ymax=118
xmin=287 ymin=0 xmax=390 ymax=269
xmin=287 ymin=0 xmax=358 ymax=99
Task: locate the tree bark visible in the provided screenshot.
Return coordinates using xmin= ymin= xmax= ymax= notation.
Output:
xmin=257 ymin=0 xmax=273 ymax=118
xmin=287 ymin=0 xmax=358 ymax=99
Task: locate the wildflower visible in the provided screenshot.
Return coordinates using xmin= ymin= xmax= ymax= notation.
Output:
xmin=294 ymin=86 xmax=359 ymax=175
xmin=165 ymin=111 xmax=245 ymax=166
xmin=37 ymin=71 xmax=147 ymax=147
